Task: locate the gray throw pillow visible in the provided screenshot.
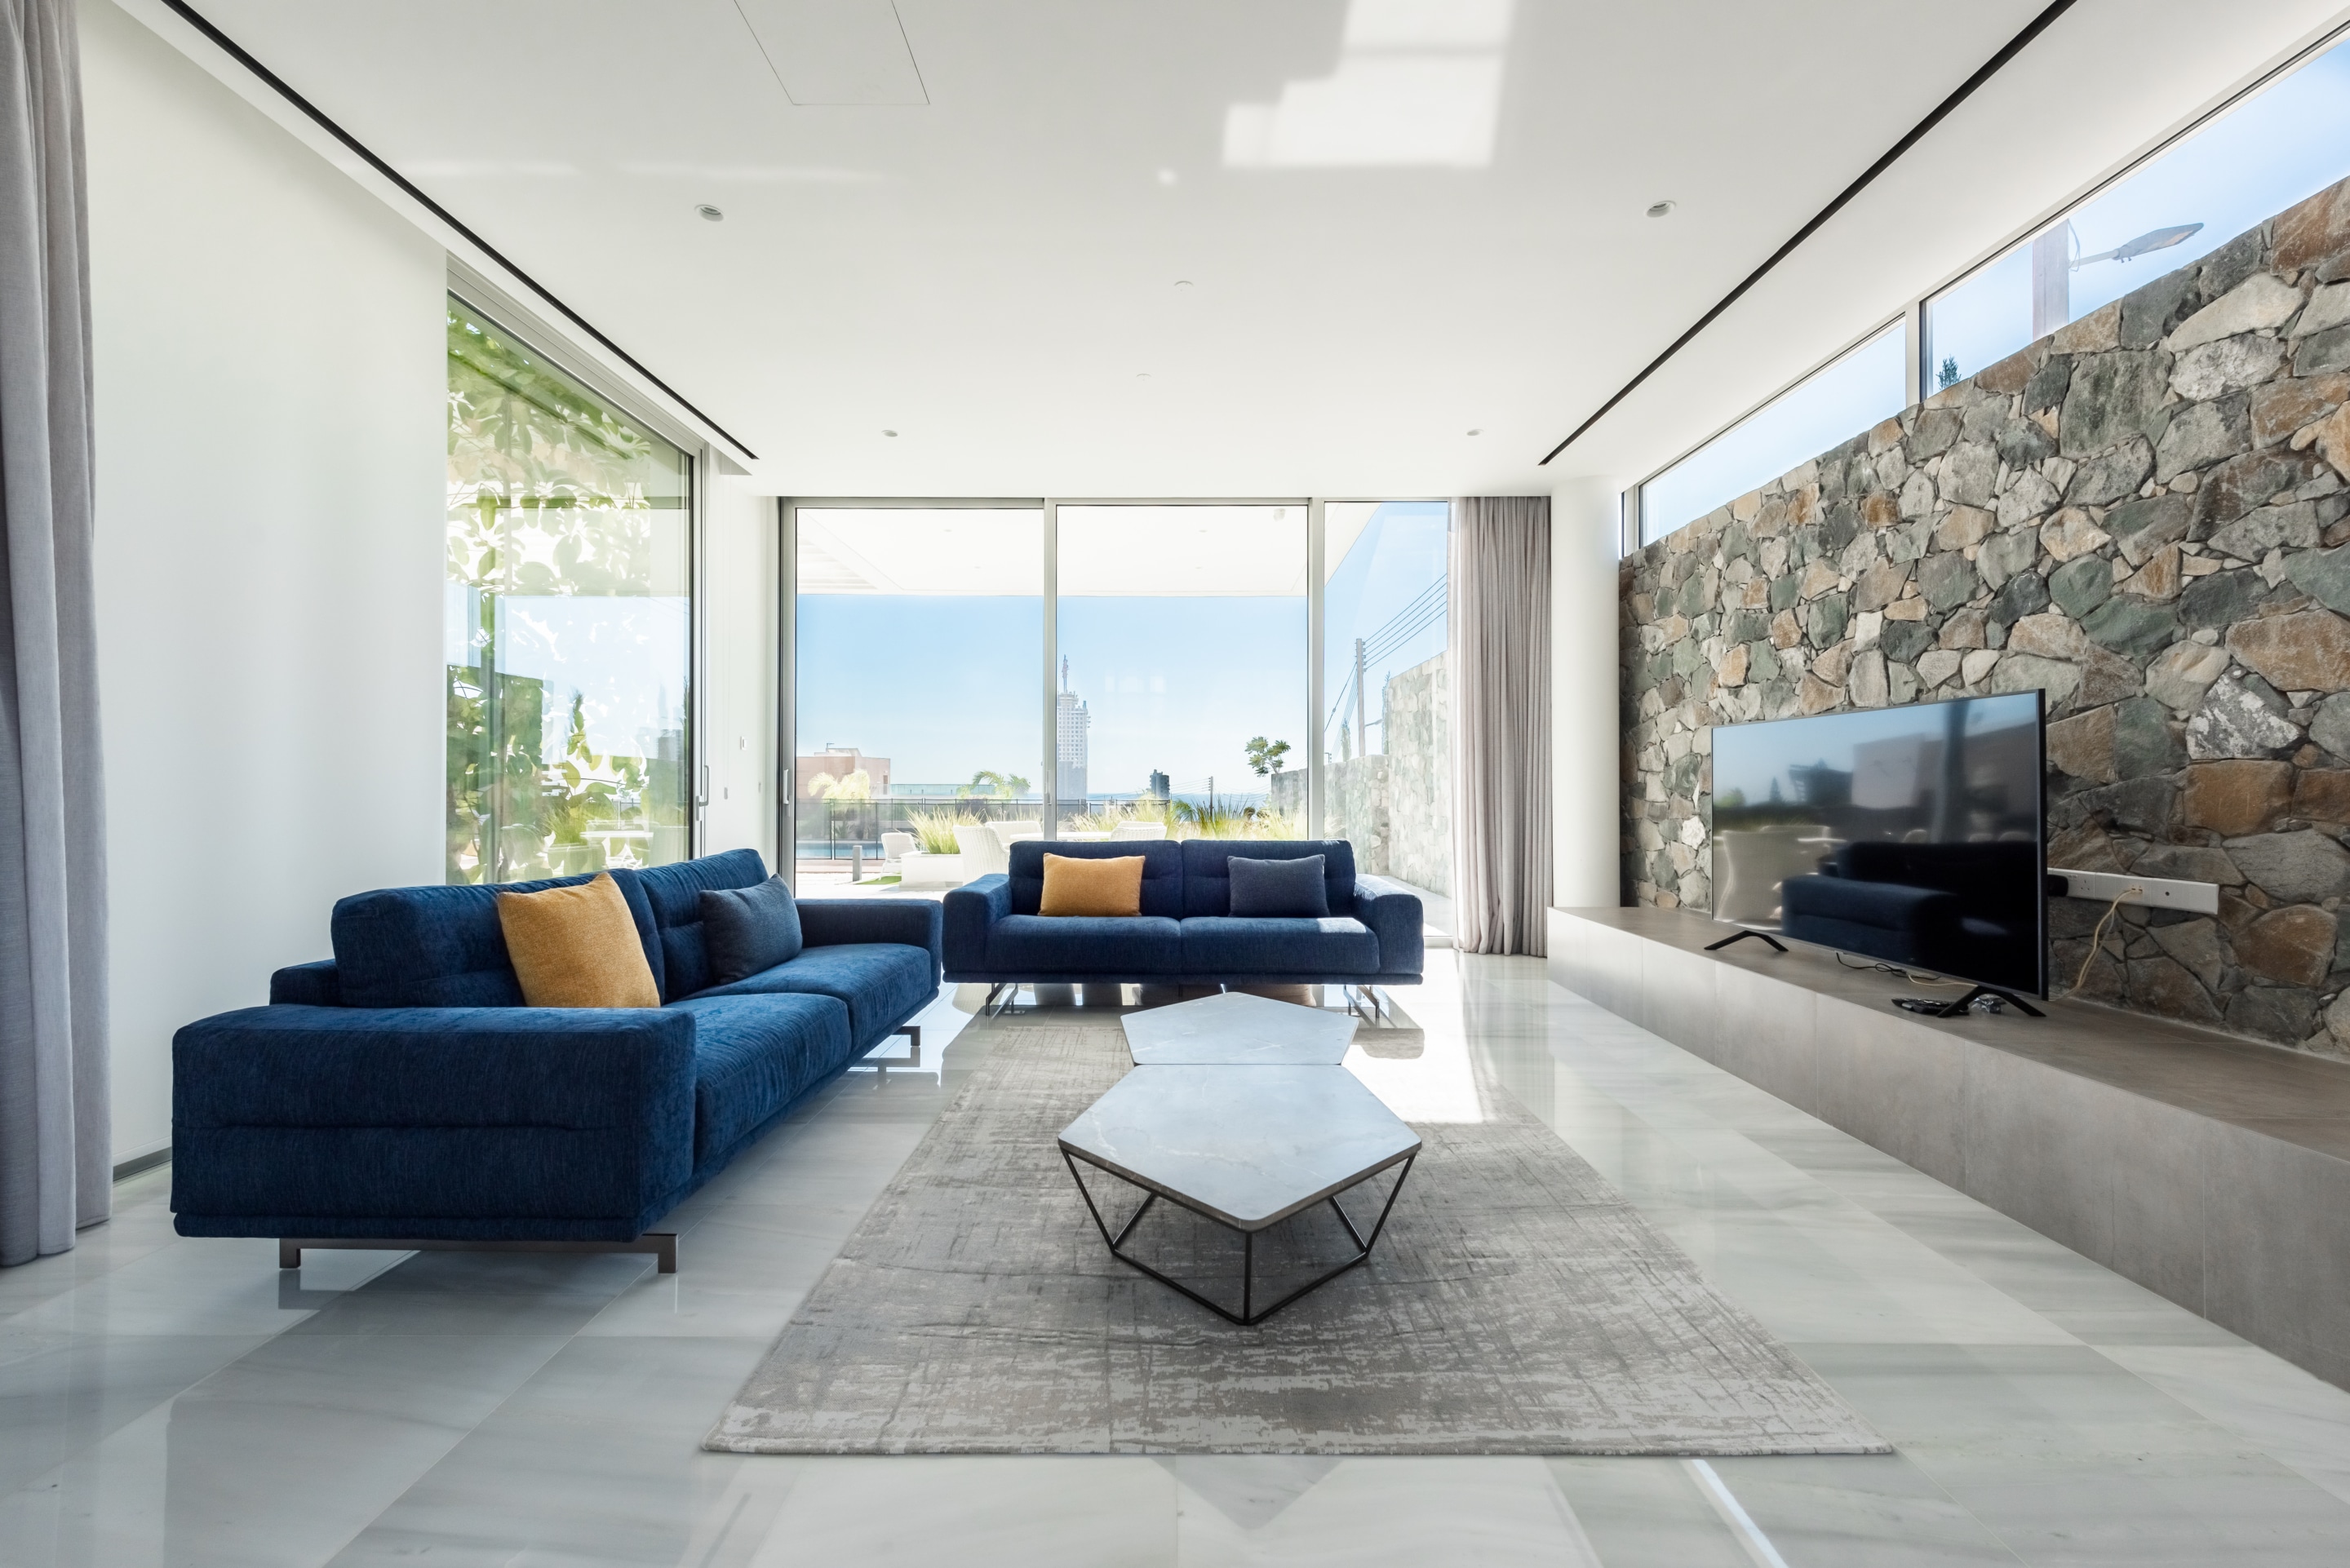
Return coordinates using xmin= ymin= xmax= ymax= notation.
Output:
xmin=1226 ymin=854 xmax=1329 ymax=918
xmin=698 ymin=875 xmax=804 ymax=986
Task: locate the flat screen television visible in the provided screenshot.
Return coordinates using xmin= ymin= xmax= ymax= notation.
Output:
xmin=1708 ymin=692 xmax=2046 ymax=1005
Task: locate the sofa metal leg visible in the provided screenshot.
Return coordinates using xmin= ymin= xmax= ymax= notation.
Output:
xmin=896 ymin=1024 xmax=921 ymax=1065
xmin=277 ymin=1233 xmax=678 ymax=1273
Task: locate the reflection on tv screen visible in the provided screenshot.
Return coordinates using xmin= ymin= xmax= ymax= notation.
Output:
xmin=1710 ymin=693 xmax=2045 ymax=997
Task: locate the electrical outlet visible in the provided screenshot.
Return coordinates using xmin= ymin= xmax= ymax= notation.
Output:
xmin=2050 ymin=866 xmax=2219 ymax=915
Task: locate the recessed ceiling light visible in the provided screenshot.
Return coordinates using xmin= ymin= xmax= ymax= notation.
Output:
xmin=1137 ymin=372 xmax=1151 ymax=380
xmin=1156 ymin=168 xmax=1178 ymax=186
xmin=881 ymin=428 xmax=898 ymax=437
xmin=1173 ymin=279 xmax=1194 ymax=290
xmin=697 ymin=203 xmax=725 ymax=222
xmin=1466 ymin=428 xmax=1483 ymax=436
xmin=1646 ymin=200 xmax=1675 ymax=219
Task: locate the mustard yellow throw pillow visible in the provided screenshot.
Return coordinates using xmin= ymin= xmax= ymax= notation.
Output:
xmin=1039 ymin=854 xmax=1145 ymax=917
xmin=495 ymin=873 xmax=661 ymax=1008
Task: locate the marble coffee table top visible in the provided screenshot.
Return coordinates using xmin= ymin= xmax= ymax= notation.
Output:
xmin=1120 ymin=990 xmax=1358 ymax=1065
xmin=1058 ymin=1065 xmax=1419 ymax=1230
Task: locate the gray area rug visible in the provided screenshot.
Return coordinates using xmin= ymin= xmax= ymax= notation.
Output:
xmin=707 ymin=1020 xmax=1886 ymax=1455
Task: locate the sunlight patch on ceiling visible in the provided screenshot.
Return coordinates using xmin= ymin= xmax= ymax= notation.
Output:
xmin=1225 ymin=0 xmax=1511 ymax=169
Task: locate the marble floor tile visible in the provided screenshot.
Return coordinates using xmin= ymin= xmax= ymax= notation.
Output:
xmin=7 ymin=957 xmax=2350 ymax=1564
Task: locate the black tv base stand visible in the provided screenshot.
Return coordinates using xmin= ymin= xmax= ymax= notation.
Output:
xmin=1892 ymin=985 xmax=2045 ymax=1019
xmin=1704 ymin=928 xmax=1786 ymax=954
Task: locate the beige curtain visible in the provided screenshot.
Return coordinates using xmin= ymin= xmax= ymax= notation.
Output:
xmin=1449 ymin=498 xmax=1550 ymax=956
xmin=1 ymin=0 xmax=109 ymax=1264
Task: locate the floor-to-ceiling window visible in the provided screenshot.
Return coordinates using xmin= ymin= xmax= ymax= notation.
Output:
xmin=1323 ymin=502 xmax=1451 ymax=893
xmin=792 ymin=506 xmax=1044 ymax=888
xmin=1055 ymin=504 xmax=1307 ymax=836
xmin=444 ymin=295 xmax=694 ymax=884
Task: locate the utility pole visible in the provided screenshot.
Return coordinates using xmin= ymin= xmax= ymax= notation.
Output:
xmin=1353 ymin=637 xmax=1369 ymax=759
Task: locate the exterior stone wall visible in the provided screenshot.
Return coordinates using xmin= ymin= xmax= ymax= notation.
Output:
xmin=1622 ymin=173 xmax=2350 ymax=1055
xmin=1325 ymin=754 xmax=1391 ymax=871
xmin=1384 ymin=653 xmax=1452 ymax=893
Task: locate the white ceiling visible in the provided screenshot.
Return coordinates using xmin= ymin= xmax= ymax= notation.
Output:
xmin=149 ymin=0 xmax=2350 ymax=498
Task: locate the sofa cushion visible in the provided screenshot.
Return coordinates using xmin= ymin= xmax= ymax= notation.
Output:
xmin=1180 ymin=839 xmax=1355 ymax=918
xmin=699 ymin=875 xmax=804 ymax=986
xmin=1008 ymin=839 xmax=1182 ymax=917
xmin=1179 ymin=916 xmax=1380 ymax=976
xmin=667 ymin=992 xmax=853 ymax=1169
xmin=497 ymin=874 xmax=663 ymax=1008
xmin=693 ymin=943 xmax=935 ymax=1052
xmin=987 ymin=914 xmax=1184 ymax=975
xmin=331 ymin=869 xmax=662 ymax=1009
xmin=633 ymin=848 xmax=769 ymax=1000
xmin=1226 ymin=854 xmax=1330 ymax=918
xmin=1040 ymin=853 xmax=1145 ymax=916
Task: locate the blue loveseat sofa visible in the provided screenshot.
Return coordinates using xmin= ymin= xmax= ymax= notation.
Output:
xmin=171 ymin=849 xmax=940 ymax=1264
xmin=942 ymin=839 xmax=1422 ymax=987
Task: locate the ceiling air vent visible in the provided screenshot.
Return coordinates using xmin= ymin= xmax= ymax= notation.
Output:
xmin=735 ymin=0 xmax=929 ymax=106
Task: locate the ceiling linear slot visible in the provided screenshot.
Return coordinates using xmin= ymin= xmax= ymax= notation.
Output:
xmin=735 ymin=0 xmax=930 ymax=107
xmin=1538 ymin=0 xmax=2080 ymax=468
xmin=150 ymin=0 xmax=758 ymax=463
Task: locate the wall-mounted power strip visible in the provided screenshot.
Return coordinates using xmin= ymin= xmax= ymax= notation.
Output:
xmin=2048 ymin=866 xmax=2219 ymax=915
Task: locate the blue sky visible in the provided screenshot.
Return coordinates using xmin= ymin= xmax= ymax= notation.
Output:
xmin=793 ymin=501 xmax=1449 ymax=795
xmin=1933 ymin=38 xmax=2350 ymax=386
xmin=1322 ymin=502 xmax=1449 ymax=760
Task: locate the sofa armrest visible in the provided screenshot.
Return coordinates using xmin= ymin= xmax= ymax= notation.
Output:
xmin=942 ymin=875 xmax=1012 ymax=977
xmin=1354 ymin=876 xmax=1426 ymax=977
xmin=796 ymin=898 xmax=943 ymax=985
xmin=172 ymin=1005 xmax=697 ymax=1234
xmin=269 ymin=960 xmax=342 ymax=1007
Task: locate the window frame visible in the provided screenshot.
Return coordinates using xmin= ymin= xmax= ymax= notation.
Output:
xmin=776 ymin=495 xmax=1447 ymax=885
xmin=1625 ymin=17 xmax=2350 ymax=556
xmin=444 ymin=280 xmax=706 ymax=876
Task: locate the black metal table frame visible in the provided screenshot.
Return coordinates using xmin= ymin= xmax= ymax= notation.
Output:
xmin=1059 ymin=1145 xmax=1417 ymax=1326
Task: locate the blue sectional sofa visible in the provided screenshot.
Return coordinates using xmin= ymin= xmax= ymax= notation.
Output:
xmin=942 ymin=839 xmax=1422 ymax=987
xmin=171 ymin=849 xmax=940 ymax=1260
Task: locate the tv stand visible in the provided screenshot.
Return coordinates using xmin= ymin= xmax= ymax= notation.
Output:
xmin=1894 ymin=985 xmax=2045 ymax=1019
xmin=1704 ymin=928 xmax=1786 ymax=954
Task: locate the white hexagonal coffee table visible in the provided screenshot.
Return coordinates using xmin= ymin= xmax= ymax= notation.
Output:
xmin=1120 ymin=990 xmax=1358 ymax=1065
xmin=1058 ymin=1063 xmax=1420 ymax=1324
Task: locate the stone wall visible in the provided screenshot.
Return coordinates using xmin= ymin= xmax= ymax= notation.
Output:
xmin=1621 ymin=172 xmax=2350 ymax=1055
xmin=1384 ymin=653 xmax=1452 ymax=893
xmin=1325 ymin=753 xmax=1390 ymax=870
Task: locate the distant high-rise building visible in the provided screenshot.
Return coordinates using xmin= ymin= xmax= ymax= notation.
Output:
xmin=1055 ymin=656 xmax=1089 ymax=804
xmin=1148 ymin=769 xmax=1169 ymax=800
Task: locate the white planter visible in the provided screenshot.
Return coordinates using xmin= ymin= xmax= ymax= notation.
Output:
xmin=899 ymin=850 xmax=964 ymax=888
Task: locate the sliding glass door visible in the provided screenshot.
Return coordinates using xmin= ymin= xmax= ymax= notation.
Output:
xmin=1323 ymin=502 xmax=1451 ymax=893
xmin=444 ymin=295 xmax=694 ymax=884
xmin=784 ymin=498 xmax=1451 ymax=889
xmin=1055 ymin=505 xmax=1307 ymax=836
xmin=792 ymin=507 xmax=1044 ymax=889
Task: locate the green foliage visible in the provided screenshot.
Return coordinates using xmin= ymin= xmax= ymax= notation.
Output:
xmin=443 ymin=295 xmax=692 ymax=883
xmin=1937 ymin=355 xmax=1960 ymax=390
xmin=1173 ymin=801 xmax=1301 ymax=840
xmin=808 ymin=768 xmax=871 ymax=800
xmin=1244 ymin=736 xmax=1292 ymax=777
xmin=962 ymin=768 xmax=1031 ymax=799
xmin=906 ymin=807 xmax=973 ymax=855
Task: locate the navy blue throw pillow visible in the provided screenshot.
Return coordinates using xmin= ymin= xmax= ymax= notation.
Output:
xmin=1226 ymin=854 xmax=1329 ymax=918
xmin=698 ymin=875 xmax=804 ymax=986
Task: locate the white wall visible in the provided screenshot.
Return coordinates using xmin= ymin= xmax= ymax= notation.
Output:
xmin=700 ymin=475 xmax=778 ymax=870
xmin=83 ymin=0 xmax=446 ymax=1160
xmin=1551 ymin=477 xmax=1625 ymax=910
